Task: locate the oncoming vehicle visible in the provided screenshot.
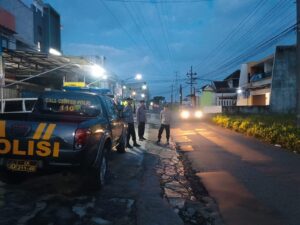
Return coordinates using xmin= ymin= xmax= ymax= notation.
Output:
xmin=179 ymin=105 xmax=204 ymax=121
xmin=0 ymin=91 xmax=127 ymax=188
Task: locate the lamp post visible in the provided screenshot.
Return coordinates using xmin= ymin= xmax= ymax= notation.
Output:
xmin=121 ymin=73 xmax=143 ymax=99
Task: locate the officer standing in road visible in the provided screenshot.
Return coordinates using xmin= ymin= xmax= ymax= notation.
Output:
xmin=156 ymin=104 xmax=172 ymax=145
xmin=137 ymin=100 xmax=147 ymax=141
xmin=123 ymin=98 xmax=141 ymax=148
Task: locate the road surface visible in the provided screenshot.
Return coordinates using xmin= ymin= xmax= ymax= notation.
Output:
xmin=172 ymin=121 xmax=300 ymax=225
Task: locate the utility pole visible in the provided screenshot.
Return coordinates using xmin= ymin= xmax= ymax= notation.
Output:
xmin=186 ymin=66 xmax=197 ymax=106
xmin=297 ymin=0 xmax=300 ymax=127
xmin=171 ymin=83 xmax=174 ymax=105
xmin=179 ymin=84 xmax=182 ymax=105
xmin=174 ymin=71 xmax=178 ymax=102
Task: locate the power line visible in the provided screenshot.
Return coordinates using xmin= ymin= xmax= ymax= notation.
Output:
xmin=103 ymin=0 xmax=213 ymax=3
xmin=97 ymin=0 xmax=164 ymax=74
xmin=155 ymin=3 xmax=174 ymax=71
xmin=122 ymin=1 xmax=165 ymax=72
xmin=200 ymin=23 xmax=296 ymax=80
xmin=194 ymin=0 xmax=268 ymax=70
xmin=195 ymin=0 xmax=293 ymax=74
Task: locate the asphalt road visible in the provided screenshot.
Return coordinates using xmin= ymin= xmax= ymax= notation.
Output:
xmin=172 ymin=120 xmax=300 ymax=225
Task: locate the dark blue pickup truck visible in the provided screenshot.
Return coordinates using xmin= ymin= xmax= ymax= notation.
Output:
xmin=0 ymin=91 xmax=127 ymax=188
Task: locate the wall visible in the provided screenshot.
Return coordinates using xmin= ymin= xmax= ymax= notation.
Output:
xmin=43 ymin=4 xmax=61 ymax=52
xmin=223 ymin=106 xmax=270 ymax=114
xmin=270 ymin=46 xmax=297 ymax=113
xmin=0 ymin=0 xmax=34 ymax=49
xmin=200 ymin=91 xmax=214 ymax=107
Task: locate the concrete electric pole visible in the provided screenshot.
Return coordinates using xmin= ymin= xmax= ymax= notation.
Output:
xmin=297 ymin=0 xmax=300 ymax=128
xmin=171 ymin=83 xmax=174 ymax=105
xmin=179 ymin=84 xmax=182 ymax=105
xmin=186 ymin=66 xmax=197 ymax=106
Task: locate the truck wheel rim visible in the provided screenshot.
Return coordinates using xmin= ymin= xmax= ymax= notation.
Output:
xmin=100 ymin=156 xmax=107 ymax=184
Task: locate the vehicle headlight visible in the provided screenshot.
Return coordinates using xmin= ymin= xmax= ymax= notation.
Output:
xmin=180 ymin=110 xmax=190 ymax=119
xmin=195 ymin=110 xmax=203 ymax=118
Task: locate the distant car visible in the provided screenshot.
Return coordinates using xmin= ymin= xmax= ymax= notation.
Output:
xmin=179 ymin=105 xmax=204 ymax=120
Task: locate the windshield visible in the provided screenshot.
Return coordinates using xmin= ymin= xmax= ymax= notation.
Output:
xmin=34 ymin=92 xmax=102 ymax=117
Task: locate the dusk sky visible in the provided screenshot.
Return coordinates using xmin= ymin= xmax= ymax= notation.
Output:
xmin=24 ymin=0 xmax=296 ymax=99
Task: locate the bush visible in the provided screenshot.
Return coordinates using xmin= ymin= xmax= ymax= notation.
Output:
xmin=212 ymin=114 xmax=300 ymax=154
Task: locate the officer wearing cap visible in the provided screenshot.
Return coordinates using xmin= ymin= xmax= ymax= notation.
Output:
xmin=123 ymin=98 xmax=140 ymax=148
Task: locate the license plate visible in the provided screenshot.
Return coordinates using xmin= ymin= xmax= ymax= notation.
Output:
xmin=6 ymin=159 xmax=38 ymax=172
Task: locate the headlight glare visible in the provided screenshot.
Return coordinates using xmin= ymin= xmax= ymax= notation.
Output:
xmin=180 ymin=110 xmax=190 ymax=119
xmin=195 ymin=110 xmax=203 ymax=118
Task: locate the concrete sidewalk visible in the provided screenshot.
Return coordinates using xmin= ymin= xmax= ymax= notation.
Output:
xmin=134 ymin=122 xmax=184 ymax=225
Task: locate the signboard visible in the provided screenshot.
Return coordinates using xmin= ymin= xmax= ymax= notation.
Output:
xmin=63 ymin=82 xmax=86 ymax=87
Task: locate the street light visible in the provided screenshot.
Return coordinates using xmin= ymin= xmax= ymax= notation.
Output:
xmin=135 ymin=73 xmax=142 ymax=80
xmin=49 ymin=48 xmax=62 ymax=56
xmin=132 ymin=91 xmax=136 ymax=96
xmin=141 ymin=93 xmax=145 ymax=98
xmin=90 ymin=64 xmax=106 ymax=77
xmin=142 ymin=84 xmax=147 ymax=90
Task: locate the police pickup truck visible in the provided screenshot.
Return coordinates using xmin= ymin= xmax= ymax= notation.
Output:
xmin=0 ymin=91 xmax=127 ymax=188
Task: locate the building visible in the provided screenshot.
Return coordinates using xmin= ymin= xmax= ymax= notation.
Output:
xmin=0 ymin=0 xmax=35 ymax=51
xmin=236 ymin=46 xmax=297 ymax=113
xmin=199 ymin=70 xmax=240 ymax=107
xmin=123 ymin=81 xmax=149 ymax=102
xmin=270 ymin=45 xmax=297 ymax=113
xmin=0 ymin=0 xmax=61 ymax=53
xmin=237 ymin=55 xmax=274 ymax=106
xmin=32 ymin=0 xmax=61 ymax=53
xmin=0 ymin=7 xmax=16 ymax=50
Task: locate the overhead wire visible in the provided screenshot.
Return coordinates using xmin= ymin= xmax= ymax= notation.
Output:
xmin=195 ymin=0 xmax=290 ymax=72
xmin=196 ymin=0 xmax=295 ymax=81
xmin=194 ymin=0 xmax=268 ymax=70
xmin=97 ymin=0 xmax=164 ymax=75
xmin=200 ymin=22 xmax=296 ymax=80
xmin=154 ymin=3 xmax=174 ymax=72
xmin=122 ymin=1 xmax=166 ymax=72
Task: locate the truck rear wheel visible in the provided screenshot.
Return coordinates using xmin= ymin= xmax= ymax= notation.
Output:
xmin=90 ymin=149 xmax=109 ymax=189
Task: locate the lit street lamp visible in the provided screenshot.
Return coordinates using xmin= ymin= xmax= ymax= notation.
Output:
xmin=135 ymin=73 xmax=142 ymax=80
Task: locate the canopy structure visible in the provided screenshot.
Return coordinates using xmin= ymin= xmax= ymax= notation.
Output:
xmin=1 ymin=49 xmax=97 ymax=93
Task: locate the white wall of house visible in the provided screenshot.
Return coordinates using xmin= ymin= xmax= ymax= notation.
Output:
xmin=238 ymin=64 xmax=249 ymax=88
xmin=215 ymin=93 xmax=236 ymax=106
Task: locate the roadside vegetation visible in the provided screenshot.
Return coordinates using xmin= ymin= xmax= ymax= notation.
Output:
xmin=212 ymin=114 xmax=300 ymax=154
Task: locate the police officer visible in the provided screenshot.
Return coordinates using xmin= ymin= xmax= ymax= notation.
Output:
xmin=123 ymin=98 xmax=140 ymax=148
xmin=137 ymin=100 xmax=147 ymax=141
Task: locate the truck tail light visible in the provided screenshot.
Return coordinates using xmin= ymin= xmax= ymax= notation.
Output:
xmin=74 ymin=128 xmax=91 ymax=150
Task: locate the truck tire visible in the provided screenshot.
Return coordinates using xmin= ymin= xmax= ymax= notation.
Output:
xmin=91 ymin=148 xmax=109 ymax=189
xmin=116 ymin=129 xmax=126 ymax=153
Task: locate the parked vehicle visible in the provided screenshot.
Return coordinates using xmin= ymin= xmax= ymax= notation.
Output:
xmin=0 ymin=90 xmax=127 ymax=188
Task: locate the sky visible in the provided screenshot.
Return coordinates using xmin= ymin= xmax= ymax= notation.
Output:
xmin=23 ymin=0 xmax=296 ymax=99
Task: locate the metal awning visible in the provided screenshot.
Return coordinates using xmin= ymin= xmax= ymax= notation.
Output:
xmin=3 ymin=49 xmax=87 ymax=76
xmin=1 ymin=49 xmax=96 ymax=91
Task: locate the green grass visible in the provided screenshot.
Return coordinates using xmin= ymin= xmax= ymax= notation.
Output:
xmin=212 ymin=114 xmax=300 ymax=154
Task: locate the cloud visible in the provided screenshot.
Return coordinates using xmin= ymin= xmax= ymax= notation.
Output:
xmin=64 ymin=43 xmax=126 ymax=57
